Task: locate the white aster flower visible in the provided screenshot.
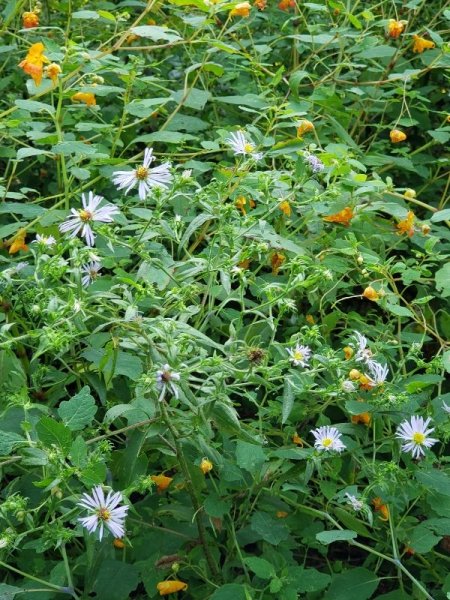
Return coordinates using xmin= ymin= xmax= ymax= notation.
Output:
xmin=78 ymin=486 xmax=128 ymax=541
xmin=112 ymin=147 xmax=172 ymax=201
xmin=342 ymin=380 xmax=356 ymax=393
xmin=287 ymin=344 xmax=312 ymax=367
xmin=33 ymin=234 xmax=56 ymax=247
xmin=81 ymin=261 xmax=102 ymax=287
xmin=367 ymin=361 xmax=389 ymax=386
xmin=156 ymin=363 xmax=181 ymax=401
xmin=59 ymin=192 xmax=119 ymax=247
xmin=311 ymin=426 xmax=346 ymax=452
xmin=345 ymin=493 xmax=364 ymax=511
xmin=353 ymin=331 xmax=373 ymax=364
xmin=396 ymin=416 xmax=438 ymax=459
xmin=442 ymin=401 xmax=450 ymax=414
xmin=225 ymin=131 xmax=263 ymax=160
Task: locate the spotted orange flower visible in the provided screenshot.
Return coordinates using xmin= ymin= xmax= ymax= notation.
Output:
xmin=19 ymin=42 xmax=50 ymax=86
xmin=396 ymin=211 xmax=415 ymax=237
xmin=254 ymin=0 xmax=267 ymax=9
xmin=45 ymin=63 xmax=62 ymax=85
xmin=296 ymin=119 xmax=314 ymax=137
xmin=292 ymin=433 xmax=303 ymax=446
xmin=278 ymin=0 xmax=295 ymax=9
xmin=412 ymin=35 xmax=435 ymax=53
xmin=71 ymin=92 xmax=97 ymax=106
xmin=271 ymin=252 xmax=286 ymax=275
xmin=387 ymin=20 xmax=405 ymax=39
xmin=362 ymin=286 xmax=379 ymax=301
xmin=351 ymin=412 xmax=371 ymax=426
xmin=157 ymin=580 xmax=188 ymax=596
xmin=279 ymin=200 xmax=291 ymax=217
xmin=113 ymin=538 xmax=126 ymax=549
xmin=372 ymin=497 xmax=389 ymax=521
xmin=235 ymin=196 xmax=255 ymax=215
xmin=151 ymin=474 xmax=173 ymax=492
xmin=229 ymin=2 xmax=251 ymax=17
xmin=200 ymin=458 xmax=213 ymax=474
xmin=343 ymin=346 xmax=354 ymax=360
xmin=390 ymin=129 xmax=407 ymax=143
xmin=323 ymin=207 xmax=354 ymax=226
xmin=358 ymin=374 xmax=373 ymax=391
xmin=22 ymin=11 xmax=39 ymax=28
xmin=8 ymin=229 xmax=28 ymax=254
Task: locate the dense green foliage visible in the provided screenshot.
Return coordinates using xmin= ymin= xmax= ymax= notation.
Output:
xmin=0 ymin=0 xmax=449 ymax=599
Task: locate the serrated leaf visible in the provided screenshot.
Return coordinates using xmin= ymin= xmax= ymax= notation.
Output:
xmin=0 ymin=431 xmax=25 ymax=455
xmin=15 ymin=99 xmax=55 ymax=114
xmin=36 ymin=417 xmax=72 ymax=454
xmin=209 ymin=584 xmax=249 ymax=600
xmin=323 ymin=567 xmax=379 ymax=600
xmin=57 ymin=386 xmax=97 ymax=431
xmin=244 ymin=556 xmax=275 ymax=579
xmin=316 ymin=529 xmax=357 ymax=545
xmin=250 ymin=511 xmax=289 ymax=545
xmin=235 ymin=440 xmax=266 ymax=475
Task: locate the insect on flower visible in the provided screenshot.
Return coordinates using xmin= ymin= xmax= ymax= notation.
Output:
xmin=78 ymin=486 xmax=129 ymax=541
xmin=59 ymin=192 xmax=119 ymax=247
xmin=112 ymin=147 xmax=172 ymax=201
xmin=311 ymin=426 xmax=346 ymax=452
xmin=396 ymin=416 xmax=438 ymax=459
xmin=156 ymin=364 xmax=181 ymax=400
xmin=225 ymin=131 xmax=262 ymax=160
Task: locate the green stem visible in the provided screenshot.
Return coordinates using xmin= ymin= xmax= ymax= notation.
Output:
xmin=0 ymin=559 xmax=75 ymax=596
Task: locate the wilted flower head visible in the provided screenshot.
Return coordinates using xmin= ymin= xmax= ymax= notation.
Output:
xmin=112 ymin=147 xmax=172 ymax=201
xmin=156 ymin=364 xmax=181 ymax=400
xmin=81 ymin=261 xmax=102 ymax=287
xmin=78 ymin=486 xmax=128 ymax=541
xmin=342 ymin=380 xmax=356 ymax=393
xmin=311 ymin=426 xmax=346 ymax=452
xmin=225 ymin=131 xmax=262 ymax=160
xmin=22 ymin=11 xmax=39 ymax=28
xmin=287 ymin=344 xmax=311 ymax=367
xmin=345 ymin=493 xmax=364 ymax=511
xmin=387 ymin=19 xmax=406 ymax=38
xmin=396 ymin=416 xmax=438 ymax=459
xmin=59 ymin=192 xmax=119 ymax=247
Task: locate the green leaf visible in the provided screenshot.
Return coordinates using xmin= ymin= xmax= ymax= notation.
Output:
xmin=209 ymin=584 xmax=249 ymax=600
xmin=215 ymin=94 xmax=270 ymax=109
xmin=281 ymin=376 xmax=295 ymax=423
xmin=171 ymin=88 xmax=210 ymax=110
xmin=0 ymin=584 xmax=25 ymax=600
xmin=15 ymin=99 xmax=55 ymax=114
xmin=416 ymin=469 xmax=450 ymax=496
xmin=126 ymin=98 xmax=170 ymax=117
xmin=316 ymin=529 xmax=357 ymax=545
xmin=384 ymin=303 xmax=414 ymax=318
xmin=345 ymin=400 xmax=373 ymax=415
xmin=52 ymin=141 xmax=99 ymax=156
xmin=57 ymin=386 xmax=97 ymax=431
xmin=244 ymin=557 xmax=275 ymax=579
xmin=235 ymin=440 xmax=266 ymax=475
xmin=287 ymin=566 xmax=331 ymax=592
xmin=358 ymin=45 xmax=396 ymax=59
xmin=323 ymin=567 xmax=379 ymax=600
xmin=0 ymin=431 xmax=25 ymax=455
xmin=131 ymin=26 xmax=182 ymax=42
xmin=436 ymin=263 xmax=450 ymax=297
xmin=72 ymin=10 xmax=99 ymax=18
xmin=431 ymin=209 xmax=450 ymax=222
xmin=92 ymin=560 xmax=140 ymax=600
xmin=409 ymin=523 xmax=441 ymax=553
xmin=250 ymin=511 xmax=289 ymax=545
xmin=428 ymin=129 xmax=450 ymax=144
xmin=35 ymin=417 xmax=72 ymax=454
xmin=17 ymin=147 xmax=52 ymax=161
xmin=0 ymin=202 xmax=45 ymax=218
xmin=135 ymin=131 xmax=196 ymax=144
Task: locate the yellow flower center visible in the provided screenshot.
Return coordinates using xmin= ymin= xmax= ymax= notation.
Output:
xmin=322 ymin=437 xmax=332 ymax=447
xmin=79 ymin=209 xmax=92 ymax=222
xmin=135 ymin=166 xmax=149 ymax=180
xmin=294 ymin=350 xmax=304 ymax=361
xmin=412 ymin=432 xmax=425 ymax=445
xmin=244 ymin=143 xmax=254 ymax=153
xmin=97 ymin=507 xmax=111 ymax=521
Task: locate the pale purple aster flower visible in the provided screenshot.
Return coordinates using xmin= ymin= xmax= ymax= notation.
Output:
xmin=81 ymin=261 xmax=102 ymax=287
xmin=304 ymin=152 xmax=324 ymax=173
xmin=59 ymin=192 xmax=119 ymax=247
xmin=395 ymin=416 xmax=438 ymax=459
xmin=287 ymin=344 xmax=312 ymax=367
xmin=367 ymin=361 xmax=389 ymax=386
xmin=112 ymin=147 xmax=172 ymax=201
xmin=156 ymin=363 xmax=181 ymax=401
xmin=311 ymin=426 xmax=346 ymax=452
xmin=225 ymin=131 xmax=263 ymax=160
xmin=33 ymin=234 xmax=56 ymax=247
xmin=78 ymin=486 xmax=128 ymax=541
xmin=352 ymin=331 xmax=374 ymax=365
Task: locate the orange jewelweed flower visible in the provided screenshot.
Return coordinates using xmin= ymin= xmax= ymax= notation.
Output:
xmin=412 ymin=35 xmax=435 ymax=53
xmin=323 ymin=207 xmax=354 ymax=226
xmin=113 ymin=538 xmax=126 ymax=549
xmin=8 ymin=229 xmax=28 ymax=254
xmin=351 ymin=412 xmax=371 ymax=426
xmin=200 ymin=458 xmax=213 ymax=474
xmin=235 ymin=195 xmax=255 ymax=215
xmin=22 ymin=11 xmax=39 ymax=28
xmin=349 ymin=369 xmax=361 ymax=380
xmin=45 ymin=63 xmax=62 ymax=85
xmin=19 ymin=42 xmax=50 ymax=86
xmin=372 ymin=497 xmax=389 ymax=521
xmin=343 ymin=346 xmax=354 ymax=360
xmin=296 ymin=119 xmax=314 ymax=137
xmin=387 ymin=19 xmax=405 ymax=39
xmin=390 ymin=129 xmax=407 ymax=143
xmin=151 ymin=474 xmax=173 ymax=492
xmin=271 ymin=252 xmax=285 ymax=275
xmin=396 ymin=211 xmax=415 ymax=237
xmin=230 ymin=2 xmax=251 ymax=17
xmin=276 ymin=511 xmax=288 ymax=518
xmin=279 ymin=200 xmax=291 ymax=217
xmin=305 ymin=314 xmax=315 ymax=325
xmin=278 ymin=0 xmax=295 ymax=10
xmin=157 ymin=580 xmax=188 ymax=596
xmin=71 ymin=92 xmax=97 ymax=106
xmin=254 ymin=0 xmax=267 ymax=9
xmin=362 ymin=286 xmax=379 ymax=301
xmin=292 ymin=433 xmax=304 ymax=446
